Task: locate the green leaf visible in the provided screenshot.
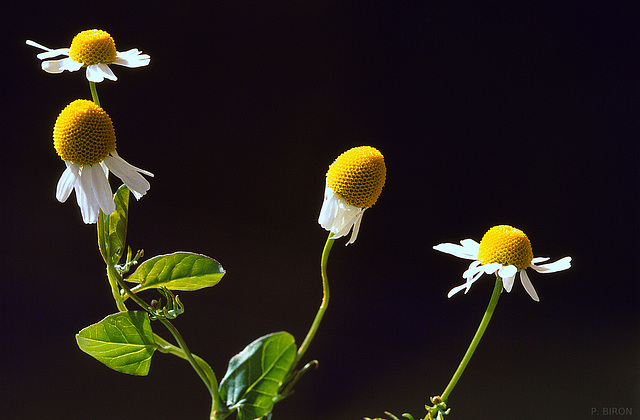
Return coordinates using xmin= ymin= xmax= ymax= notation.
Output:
xmin=126 ymin=252 xmax=225 ymax=292
xmin=98 ymin=184 xmax=130 ymax=266
xmin=219 ymin=332 xmax=296 ymax=419
xmin=76 ymin=311 xmax=156 ymax=376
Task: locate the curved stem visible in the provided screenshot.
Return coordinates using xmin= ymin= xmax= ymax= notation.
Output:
xmin=440 ymin=276 xmax=503 ymax=402
xmin=157 ymin=318 xmax=219 ymax=398
xmin=293 ymin=233 xmax=334 ymax=368
xmin=89 ymin=81 xmax=101 ymax=106
xmin=153 ymin=334 xmax=218 ymax=389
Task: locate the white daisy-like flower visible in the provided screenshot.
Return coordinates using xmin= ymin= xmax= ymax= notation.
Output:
xmin=434 ymin=225 xmax=571 ymax=301
xmin=26 ymin=29 xmax=150 ymax=82
xmin=53 ymin=99 xmax=153 ymax=223
xmin=318 ymin=146 xmax=386 ymax=245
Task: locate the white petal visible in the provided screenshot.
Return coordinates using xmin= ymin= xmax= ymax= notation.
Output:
xmin=530 ymin=256 xmax=572 ymax=273
xmin=502 ymin=272 xmax=516 ymax=292
xmin=113 ymin=49 xmax=151 ymax=67
xmin=346 ymin=209 xmax=365 ymax=245
xmin=433 ymin=240 xmax=479 ymax=260
xmin=318 ymin=184 xmax=363 ymax=241
xmin=90 ymin=164 xmax=116 ymax=215
xmin=103 ymin=153 xmax=151 ymax=199
xmin=332 ymin=207 xmax=363 ymax=239
xmin=447 ymin=283 xmax=468 ymax=298
xmin=86 ymin=64 xmax=105 ymax=82
xmin=532 ymin=257 xmax=550 ymax=264
xmin=497 ymin=265 xmax=517 ymax=279
xmin=26 ymin=39 xmax=52 ymax=51
xmin=56 ymin=162 xmax=79 ymax=202
xmin=483 ymin=262 xmax=502 ymax=275
xmin=75 ymin=167 xmax=99 ymax=224
xmin=318 ymin=184 xmax=338 ymax=227
xmin=42 ymin=57 xmax=83 ymax=74
xmin=520 ymin=269 xmax=540 ymax=301
xmin=460 ymin=239 xmax=481 ymax=253
xmin=26 ymin=40 xmax=70 ymax=59
xmin=97 ymin=63 xmax=117 ymax=81
xmin=462 ymin=260 xmax=483 ymax=279
xmin=111 ymin=150 xmax=154 ymax=176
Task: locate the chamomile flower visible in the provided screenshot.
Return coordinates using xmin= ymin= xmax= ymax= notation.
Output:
xmin=53 ymin=99 xmax=153 ymax=223
xmin=318 ymin=146 xmax=386 ymax=245
xmin=434 ymin=225 xmax=571 ymax=301
xmin=26 ymin=29 xmax=150 ymax=82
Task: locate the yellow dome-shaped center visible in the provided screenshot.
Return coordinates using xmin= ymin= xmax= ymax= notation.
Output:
xmin=477 ymin=225 xmax=533 ymax=270
xmin=327 ymin=146 xmax=386 ymax=208
xmin=53 ymin=99 xmax=116 ymax=165
xmin=69 ymin=29 xmax=117 ymax=66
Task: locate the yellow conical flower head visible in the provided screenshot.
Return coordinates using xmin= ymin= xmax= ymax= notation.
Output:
xmin=69 ymin=29 xmax=117 ymax=66
xmin=53 ymin=99 xmax=116 ymax=165
xmin=327 ymin=146 xmax=386 ymax=208
xmin=477 ymin=225 xmax=534 ymax=270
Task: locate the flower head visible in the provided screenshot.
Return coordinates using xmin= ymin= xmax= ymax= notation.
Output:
xmin=318 ymin=146 xmax=386 ymax=244
xmin=434 ymin=225 xmax=571 ymax=301
xmin=26 ymin=29 xmax=150 ymax=82
xmin=54 ymin=99 xmax=153 ymax=223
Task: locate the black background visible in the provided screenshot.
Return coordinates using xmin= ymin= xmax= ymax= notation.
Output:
xmin=2 ymin=1 xmax=638 ymax=419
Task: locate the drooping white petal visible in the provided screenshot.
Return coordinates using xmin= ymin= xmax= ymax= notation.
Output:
xmin=42 ymin=57 xmax=83 ymax=74
xmin=86 ymin=64 xmax=106 ymax=82
xmin=113 ymin=49 xmax=151 ymax=67
xmin=90 ymin=164 xmax=116 ymax=216
xmin=329 ymin=204 xmax=363 ymax=239
xmin=56 ymin=162 xmax=80 ymax=202
xmin=519 ymin=269 xmax=540 ymax=301
xmin=318 ymin=184 xmax=364 ymax=243
xmin=110 ymin=151 xmax=154 ymax=176
xmin=103 ymin=153 xmax=152 ymax=199
xmin=530 ymin=256 xmax=572 ymax=273
xmin=89 ymin=63 xmax=117 ymax=81
xmin=346 ymin=209 xmax=366 ymax=245
xmin=501 ymin=271 xmax=516 ymax=292
xmin=75 ymin=166 xmax=100 ymax=224
xmin=497 ymin=264 xmax=517 ymax=279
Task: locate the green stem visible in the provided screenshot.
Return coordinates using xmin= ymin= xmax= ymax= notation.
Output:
xmin=153 ymin=334 xmax=218 ymax=388
xmin=107 ymin=265 xmax=128 ymax=312
xmin=153 ymin=334 xmax=224 ymax=419
xmin=293 ymin=233 xmax=334 ymax=368
xmin=89 ymin=81 xmax=101 ymax=106
xmin=440 ymin=276 xmax=503 ymax=402
xmin=97 ymin=208 xmax=128 ymax=312
xmin=158 ymin=318 xmax=221 ymax=400
xmin=114 ymin=275 xmax=221 ymax=404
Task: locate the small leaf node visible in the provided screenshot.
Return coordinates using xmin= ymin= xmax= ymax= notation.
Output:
xmin=149 ymin=286 xmax=185 ymax=320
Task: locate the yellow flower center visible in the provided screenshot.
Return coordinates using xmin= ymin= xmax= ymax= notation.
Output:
xmin=53 ymin=99 xmax=116 ymax=165
xmin=326 ymin=146 xmax=386 ymax=208
xmin=69 ymin=29 xmax=117 ymax=66
xmin=477 ymin=225 xmax=533 ymax=270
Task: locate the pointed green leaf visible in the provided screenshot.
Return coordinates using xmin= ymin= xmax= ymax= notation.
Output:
xmin=98 ymin=184 xmax=130 ymax=266
xmin=219 ymin=332 xmax=296 ymax=419
xmin=76 ymin=311 xmax=156 ymax=376
xmin=126 ymin=252 xmax=225 ymax=292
